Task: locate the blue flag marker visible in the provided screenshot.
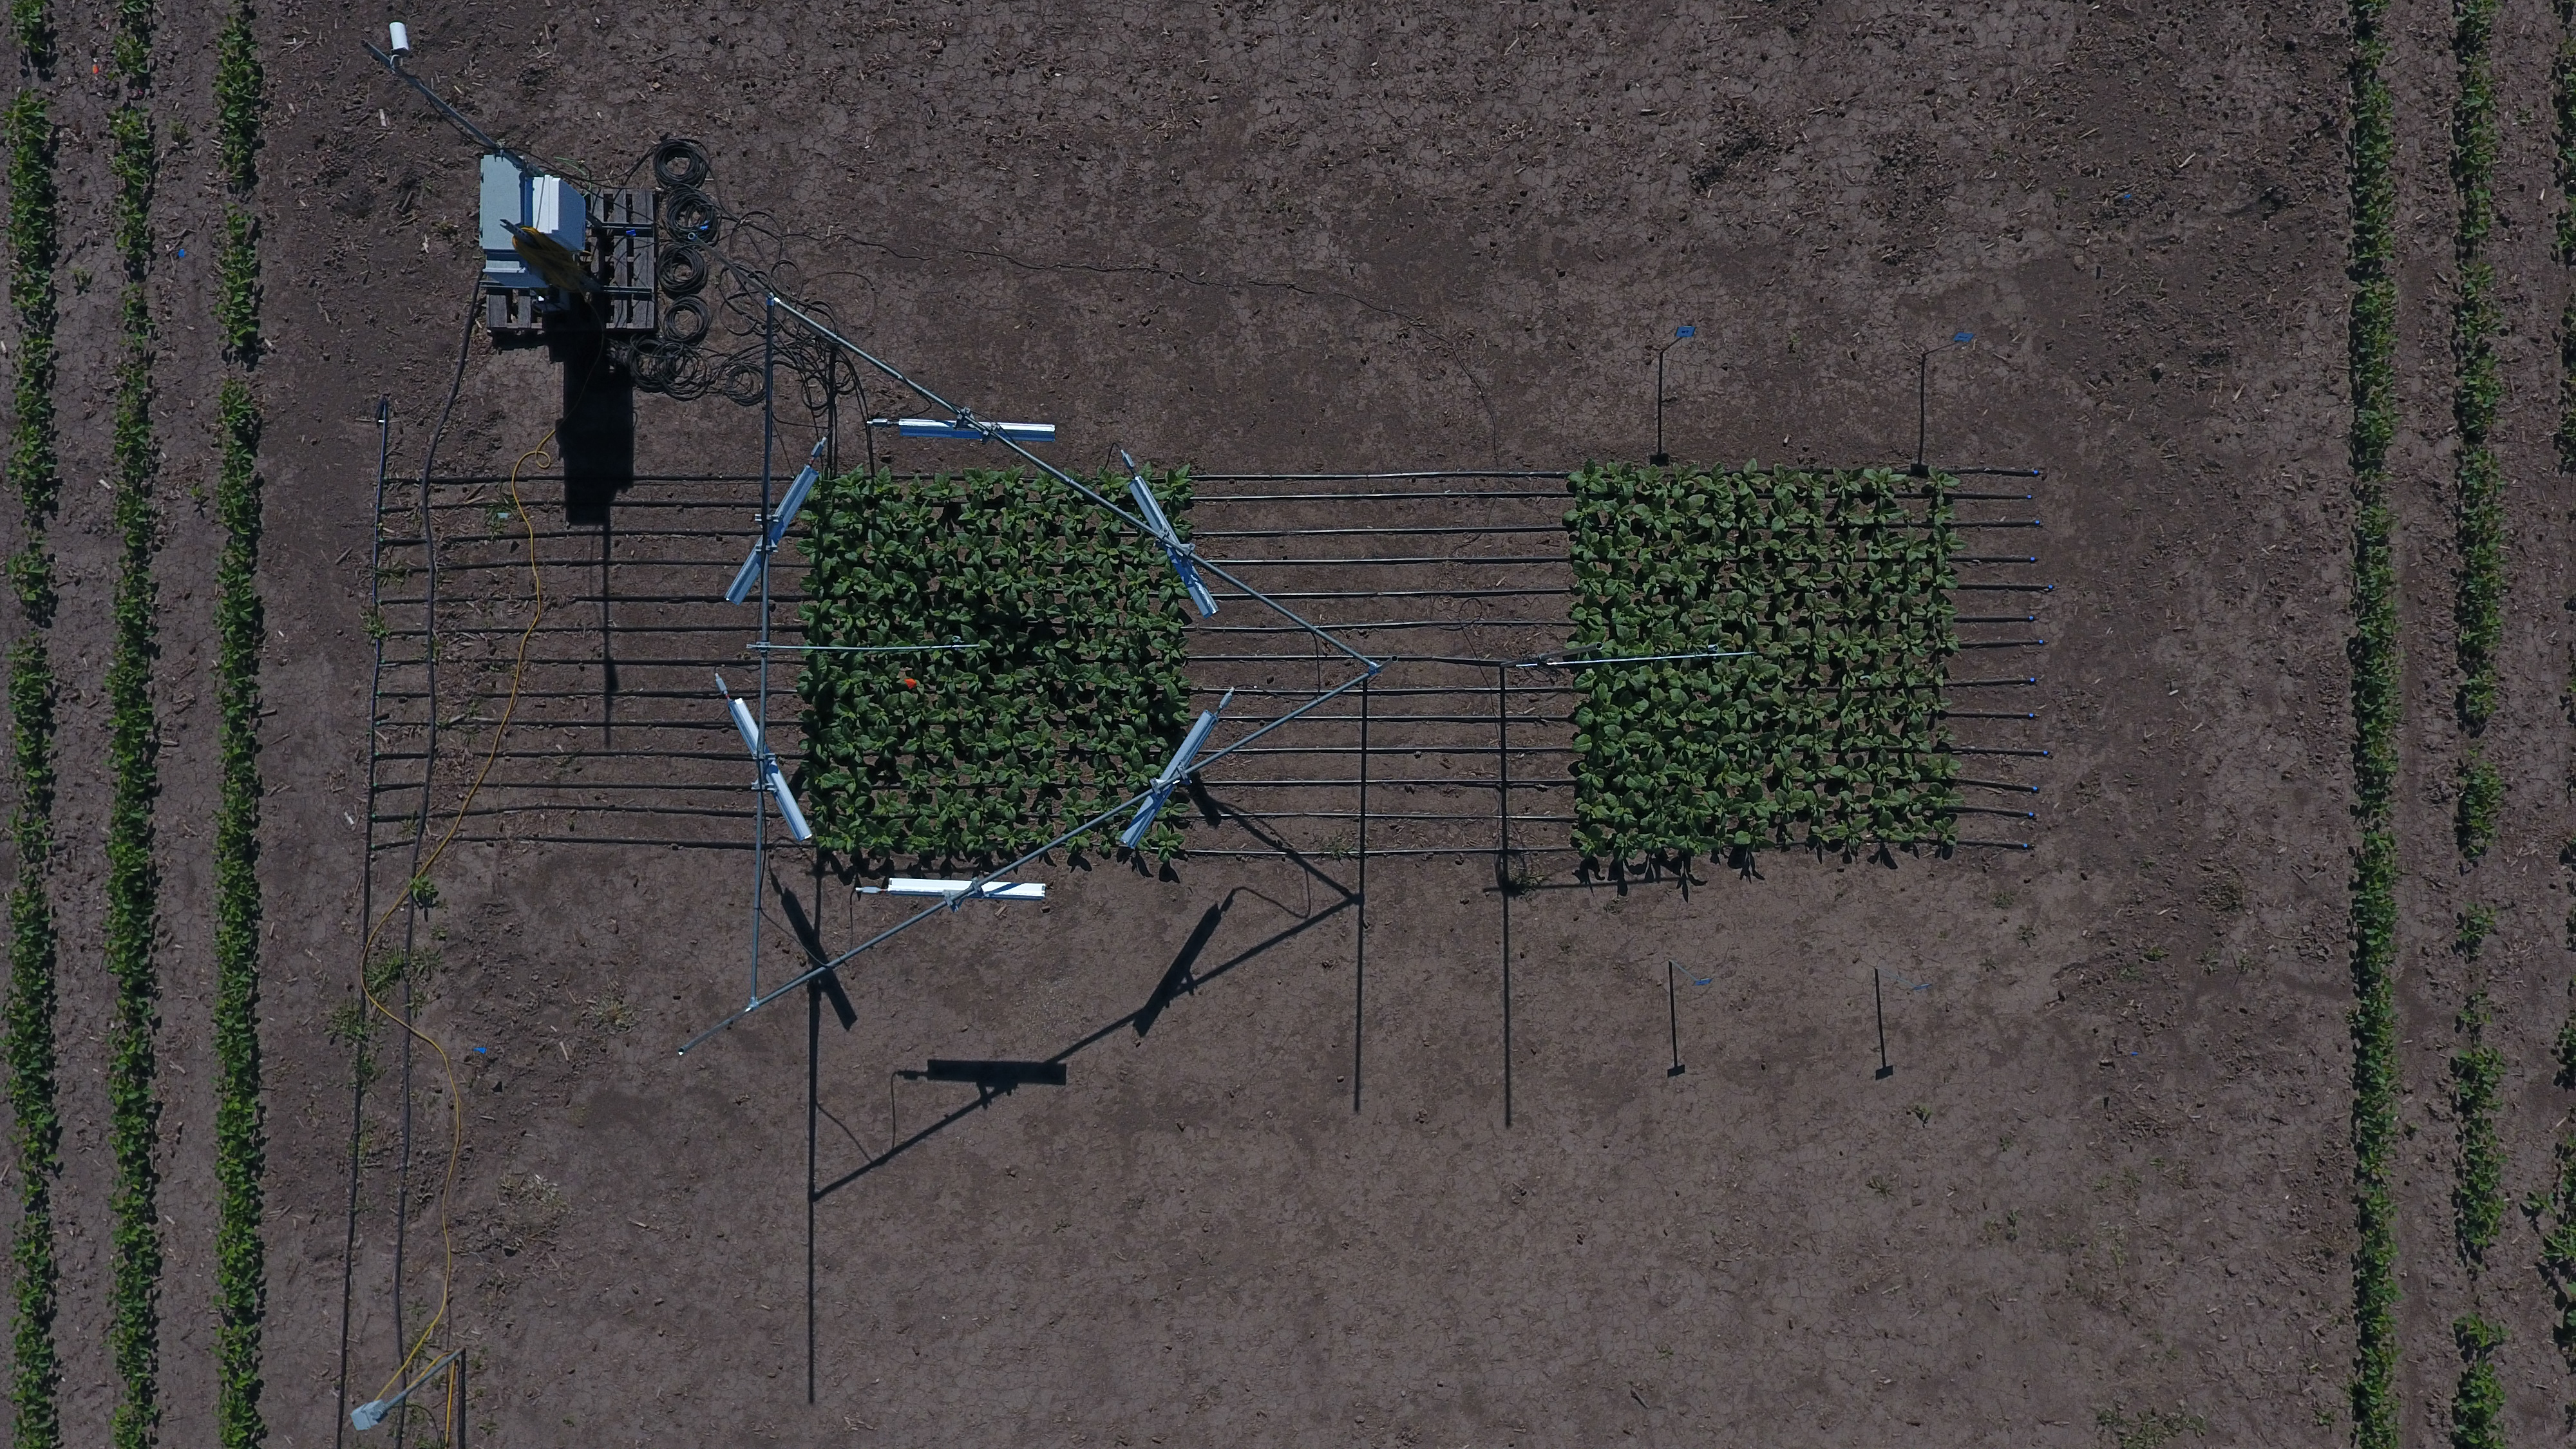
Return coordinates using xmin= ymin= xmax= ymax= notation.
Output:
xmin=1953 ymin=331 xmax=1974 ymax=343
xmin=1676 ymin=324 xmax=1696 ymax=339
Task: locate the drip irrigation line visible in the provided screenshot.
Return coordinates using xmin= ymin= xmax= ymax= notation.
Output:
xmin=384 ymin=591 xmax=817 ymax=608
xmin=369 ymin=777 xmax=757 ymax=797
xmin=359 ymin=415 xmax=554 ymax=1425
xmin=1942 ymin=710 xmax=2041 ymax=720
xmin=1956 ymin=639 xmax=2047 ymax=649
xmin=1191 ymin=684 xmax=1575 ymax=699
xmin=1354 ymin=675 xmax=1369 ymax=1113
xmin=377 ymin=622 xmax=795 ymax=638
xmin=1202 ymin=524 xmax=1567 ymax=539
xmin=1952 ymin=745 xmax=2050 ymax=757
xmin=371 ymin=804 xmax=753 ymax=824
xmin=1197 ymin=620 xmax=1594 ymax=634
xmin=1194 ymin=470 xmax=1569 ymax=480
xmin=746 ymin=641 xmax=976 ymax=654
xmin=381 ymin=554 xmax=806 ymax=576
xmin=1955 ymin=583 xmax=2054 ymax=592
xmin=1497 ymin=663 xmax=1513 ymax=1129
xmin=1956 ymin=779 xmax=2040 ymax=793
xmin=1170 ymin=808 xmax=1575 ymax=825
xmin=1955 ymin=615 xmax=2040 ymax=625
xmin=341 ymin=397 xmax=399 ymax=1449
xmin=1208 ymin=586 xmax=1571 ymax=601
xmin=1212 ymin=777 xmax=1577 ymax=789
xmin=1212 ymin=711 xmax=1574 ymax=726
xmin=1195 ymin=490 xmax=1573 ymax=504
xmin=1216 ymin=745 xmax=1577 ymax=758
xmin=1194 ymin=554 xmax=1570 ymax=568
xmin=370 ymin=747 xmax=771 ymax=763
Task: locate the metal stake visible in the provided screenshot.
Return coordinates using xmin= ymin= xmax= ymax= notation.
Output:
xmin=751 ymin=296 xmax=776 ymax=1006
xmin=1667 ymin=960 xmax=1684 ymax=1077
xmin=1498 ymin=663 xmax=1513 ymax=1128
xmin=1354 ymin=674 xmax=1368 ymax=1113
xmin=1873 ymin=968 xmax=1894 ymax=1079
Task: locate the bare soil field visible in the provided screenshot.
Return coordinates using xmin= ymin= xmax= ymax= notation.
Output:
xmin=24 ymin=0 xmax=2576 ymax=1445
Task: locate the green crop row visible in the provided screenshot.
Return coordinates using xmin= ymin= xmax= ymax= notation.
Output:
xmin=2 ymin=34 xmax=57 ymax=1449
xmin=794 ymin=466 xmax=1196 ymax=865
xmin=2449 ymin=1314 xmax=2505 ymax=1449
xmin=209 ymin=10 xmax=263 ymax=1446
xmin=2456 ymin=748 xmax=2500 ymax=859
xmin=2453 ymin=0 xmax=2505 ymax=742
xmin=1562 ymin=461 xmax=1958 ymax=865
xmin=104 ymin=72 xmax=158 ymax=1449
xmin=2557 ymin=5 xmax=2576 ymax=466
xmin=210 ymin=377 xmax=261 ymax=1449
xmin=2346 ymin=3 xmax=2403 ymax=1442
xmin=2451 ymin=996 xmax=2505 ymax=1264
xmin=213 ymin=3 xmax=256 ymax=357
xmin=2543 ymin=1133 xmax=2576 ymax=1363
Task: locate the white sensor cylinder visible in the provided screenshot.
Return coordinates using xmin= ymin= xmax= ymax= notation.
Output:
xmin=388 ymin=22 xmax=411 ymax=55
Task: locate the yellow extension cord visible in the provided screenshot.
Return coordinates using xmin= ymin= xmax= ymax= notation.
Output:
xmin=357 ymin=428 xmax=555 ymax=1432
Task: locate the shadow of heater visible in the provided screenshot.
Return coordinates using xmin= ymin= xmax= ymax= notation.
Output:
xmin=898 ymin=1059 xmax=1068 ymax=1104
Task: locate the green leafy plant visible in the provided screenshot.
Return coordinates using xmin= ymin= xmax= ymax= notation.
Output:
xmin=2345 ymin=36 xmax=2401 ymax=1449
xmin=2448 ymin=1314 xmax=2505 ymax=1449
xmin=103 ymin=39 xmax=158 ymax=1449
xmin=793 ymin=466 xmax=1197 ymax=865
xmin=1560 ymin=461 xmax=1960 ymax=866
xmin=2557 ymin=983 xmax=2576 ymax=1088
xmin=2453 ymin=0 xmax=2506 ymax=734
xmin=2456 ymin=750 xmax=2501 ymax=858
xmin=3 ymin=35 xmax=60 ymax=1449
xmin=211 ymin=377 xmax=263 ymax=1449
xmin=2452 ymin=994 xmax=2505 ymax=1265
xmin=2455 ymin=903 xmax=2496 ymax=955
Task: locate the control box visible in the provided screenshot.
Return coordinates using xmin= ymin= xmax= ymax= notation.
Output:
xmin=479 ymin=154 xmax=587 ymax=291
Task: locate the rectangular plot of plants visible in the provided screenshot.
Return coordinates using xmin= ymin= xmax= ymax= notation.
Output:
xmin=1563 ymin=462 xmax=1960 ymax=862
xmin=794 ymin=466 xmax=1197 ymax=865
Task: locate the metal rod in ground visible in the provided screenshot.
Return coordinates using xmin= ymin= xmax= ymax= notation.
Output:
xmin=1667 ymin=961 xmax=1684 ymax=1077
xmin=338 ymin=395 xmax=395 ymax=1449
xmin=1498 ymin=663 xmax=1513 ymax=1129
xmin=806 ymin=978 xmax=819 ymax=1406
xmin=752 ymin=296 xmax=777 ymax=1006
xmin=1873 ymin=968 xmax=1893 ymax=1079
xmin=1354 ymin=674 xmax=1368 ymax=1115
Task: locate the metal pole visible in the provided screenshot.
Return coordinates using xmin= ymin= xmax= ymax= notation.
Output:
xmin=1666 ymin=960 xmax=1683 ymax=1077
xmin=1353 ymin=674 xmax=1368 ymax=1114
xmin=1653 ymin=347 xmax=1667 ymax=467
xmin=338 ymin=397 xmax=394 ymax=1449
xmin=1914 ymin=350 xmax=1930 ymax=475
xmin=806 ymin=978 xmax=819 ymax=1405
xmin=451 ymin=1350 xmax=464 ymax=1449
xmin=752 ymin=297 xmax=776 ymax=1005
xmin=1873 ymin=969 xmax=1893 ymax=1079
xmin=1497 ymin=664 xmax=1512 ymax=1129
